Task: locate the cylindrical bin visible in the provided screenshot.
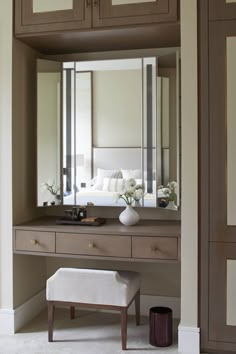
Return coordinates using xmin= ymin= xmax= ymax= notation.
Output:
xmin=149 ymin=306 xmax=172 ymax=347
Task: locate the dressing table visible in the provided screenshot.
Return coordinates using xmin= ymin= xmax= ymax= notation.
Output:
xmin=13 ymin=217 xmax=180 ymax=263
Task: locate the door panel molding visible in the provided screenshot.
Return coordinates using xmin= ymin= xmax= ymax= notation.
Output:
xmin=92 ymin=0 xmax=178 ymax=28
xmin=15 ymin=0 xmax=91 ymax=34
xmin=209 ymin=21 xmax=236 ymax=243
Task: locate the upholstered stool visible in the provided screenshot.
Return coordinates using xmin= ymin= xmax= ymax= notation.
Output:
xmin=46 ymin=268 xmax=141 ymax=350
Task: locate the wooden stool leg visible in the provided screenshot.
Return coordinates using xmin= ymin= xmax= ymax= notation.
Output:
xmin=135 ymin=290 xmax=140 ymax=326
xmin=120 ymin=307 xmax=127 ymax=350
xmin=70 ymin=306 xmax=75 ymax=319
xmin=48 ymin=301 xmax=55 ymax=342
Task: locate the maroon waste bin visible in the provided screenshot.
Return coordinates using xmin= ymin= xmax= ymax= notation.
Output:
xmin=149 ymin=306 xmax=172 ymax=347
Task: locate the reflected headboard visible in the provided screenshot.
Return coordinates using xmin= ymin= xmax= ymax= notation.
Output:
xmin=93 ymin=147 xmax=142 ymax=176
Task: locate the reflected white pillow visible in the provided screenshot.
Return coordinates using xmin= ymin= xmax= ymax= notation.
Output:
xmin=121 ymin=169 xmax=141 ymax=179
xmin=102 ymin=178 xmax=125 ymax=194
xmin=93 ymin=168 xmax=122 ymax=190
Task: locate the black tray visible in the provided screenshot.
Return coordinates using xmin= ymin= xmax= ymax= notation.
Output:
xmin=56 ymin=217 xmax=106 ymax=226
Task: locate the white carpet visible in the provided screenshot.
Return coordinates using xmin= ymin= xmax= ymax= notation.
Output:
xmin=0 ymin=309 xmax=179 ymax=354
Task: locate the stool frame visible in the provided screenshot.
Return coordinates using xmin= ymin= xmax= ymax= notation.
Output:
xmin=48 ymin=289 xmax=140 ymax=350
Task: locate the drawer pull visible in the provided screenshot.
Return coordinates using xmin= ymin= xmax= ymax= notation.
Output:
xmin=89 ymin=243 xmax=96 ymax=249
xmin=86 ymin=0 xmax=91 ymax=8
xmin=151 ymin=246 xmax=159 ymax=252
xmin=93 ymin=0 xmax=98 ymax=7
xmin=30 ymin=239 xmax=38 ymax=245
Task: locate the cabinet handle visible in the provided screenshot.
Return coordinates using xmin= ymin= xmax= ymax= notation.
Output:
xmin=86 ymin=0 xmax=91 ymax=8
xmin=151 ymin=246 xmax=158 ymax=252
xmin=89 ymin=243 xmax=96 ymax=249
xmin=31 ymin=239 xmax=38 ymax=245
xmin=93 ymin=0 xmax=98 ymax=7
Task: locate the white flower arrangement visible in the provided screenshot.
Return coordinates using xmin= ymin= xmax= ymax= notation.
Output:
xmin=41 ymin=180 xmax=60 ymax=196
xmin=161 ymin=181 xmax=177 ymax=202
xmin=114 ymin=178 xmax=145 ymax=205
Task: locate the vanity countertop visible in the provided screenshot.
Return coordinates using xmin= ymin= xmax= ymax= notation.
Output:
xmin=14 ymin=216 xmax=181 ymax=237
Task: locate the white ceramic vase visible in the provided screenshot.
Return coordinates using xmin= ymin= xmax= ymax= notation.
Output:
xmin=165 ymin=200 xmax=178 ymax=211
xmin=119 ymin=205 xmax=140 ymax=226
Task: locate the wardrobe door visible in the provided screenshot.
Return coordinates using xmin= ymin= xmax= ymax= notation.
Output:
xmin=92 ymin=0 xmax=178 ymax=28
xmin=207 ymin=20 xmax=236 ymax=351
xmin=15 ymin=0 xmax=91 ymax=35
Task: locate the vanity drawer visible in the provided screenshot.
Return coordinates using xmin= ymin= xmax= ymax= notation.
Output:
xmin=132 ymin=236 xmax=178 ymax=260
xmin=56 ymin=233 xmax=131 ymax=258
xmin=15 ymin=230 xmax=55 ymax=253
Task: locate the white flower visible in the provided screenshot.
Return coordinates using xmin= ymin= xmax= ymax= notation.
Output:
xmin=114 ymin=179 xmax=145 ymax=205
xmin=162 ymin=181 xmax=177 ymax=201
xmin=125 ymin=178 xmax=136 ymax=189
xmin=134 ymin=189 xmax=143 ymax=201
xmin=126 ymin=186 xmax=136 ymax=194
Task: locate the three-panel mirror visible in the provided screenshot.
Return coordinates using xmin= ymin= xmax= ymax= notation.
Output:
xmin=37 ymin=49 xmax=180 ymax=209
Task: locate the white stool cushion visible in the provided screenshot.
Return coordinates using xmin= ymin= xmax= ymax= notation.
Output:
xmin=46 ymin=268 xmax=140 ymax=307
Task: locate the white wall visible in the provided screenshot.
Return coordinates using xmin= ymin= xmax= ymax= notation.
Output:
xmin=93 ymin=69 xmax=142 ymax=147
xmin=0 ymin=0 xmax=13 ymax=311
xmin=180 ymin=0 xmax=198 ymax=333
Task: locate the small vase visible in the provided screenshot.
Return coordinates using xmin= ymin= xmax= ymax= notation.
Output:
xmin=165 ymin=200 xmax=178 ymax=211
xmin=119 ymin=205 xmax=140 ymax=226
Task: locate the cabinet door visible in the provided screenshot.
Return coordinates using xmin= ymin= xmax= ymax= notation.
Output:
xmin=93 ymin=0 xmax=178 ymax=28
xmin=202 ymin=19 xmax=236 ymax=352
xmin=15 ymin=0 xmax=91 ymax=35
xmin=209 ymin=0 xmax=236 ymax=20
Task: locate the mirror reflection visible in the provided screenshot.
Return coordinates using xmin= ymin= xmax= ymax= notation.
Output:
xmin=37 ymin=50 xmax=180 ymax=209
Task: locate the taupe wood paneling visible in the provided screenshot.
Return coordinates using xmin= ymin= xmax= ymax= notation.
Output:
xmin=199 ymin=0 xmax=210 ymax=348
xmin=132 ymin=236 xmax=178 ymax=260
xmin=209 ymin=0 xmax=236 ymax=21
xmin=199 ymin=1 xmax=236 ymax=351
xmin=56 ymin=232 xmax=131 ymax=257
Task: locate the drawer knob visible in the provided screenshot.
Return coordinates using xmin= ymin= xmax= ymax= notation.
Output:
xmin=151 ymin=246 xmax=158 ymax=252
xmin=31 ymin=239 xmax=38 ymax=245
xmin=89 ymin=243 xmax=96 ymax=249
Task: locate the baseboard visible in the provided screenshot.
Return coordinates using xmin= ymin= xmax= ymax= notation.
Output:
xmin=178 ymin=325 xmax=200 ymax=354
xmin=129 ymin=294 xmax=180 ymax=319
xmin=14 ymin=289 xmax=46 ymax=332
xmin=0 ymin=309 xmax=15 ymax=334
xmin=0 ymin=292 xmax=180 ymax=334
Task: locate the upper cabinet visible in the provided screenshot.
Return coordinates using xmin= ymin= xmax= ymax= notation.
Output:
xmin=15 ymin=0 xmax=91 ymax=34
xmin=15 ymin=0 xmax=178 ymax=35
xmin=209 ymin=0 xmax=236 ymax=21
xmin=93 ymin=0 xmax=178 ymax=28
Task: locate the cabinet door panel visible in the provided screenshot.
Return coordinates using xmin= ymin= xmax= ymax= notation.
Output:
xmin=209 ymin=243 xmax=236 ymax=343
xmin=93 ymin=0 xmax=178 ymax=28
xmin=209 ymin=21 xmax=236 ymax=242
xmin=15 ymin=0 xmax=91 ymax=34
xmin=209 ymin=0 xmax=236 ymax=20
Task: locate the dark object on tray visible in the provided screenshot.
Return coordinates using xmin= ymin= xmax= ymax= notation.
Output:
xmin=56 ymin=216 xmax=106 ymax=226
